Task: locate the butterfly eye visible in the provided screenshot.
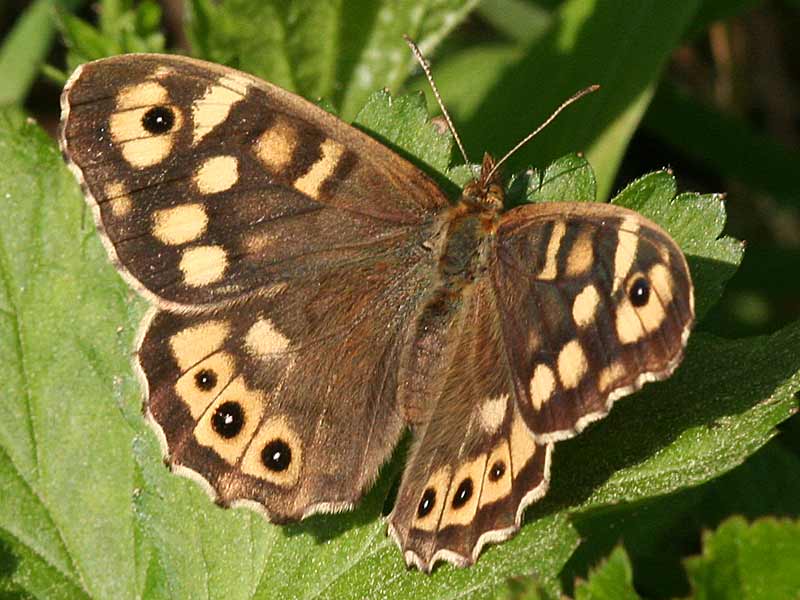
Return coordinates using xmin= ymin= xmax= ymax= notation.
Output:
xmin=142 ymin=106 xmax=175 ymax=134
xmin=261 ymin=439 xmax=292 ymax=472
xmin=194 ymin=369 xmax=217 ymax=391
xmin=628 ymin=276 xmax=650 ymax=307
xmin=417 ymin=488 xmax=436 ymax=518
xmin=488 ymin=460 xmax=506 ymax=482
xmin=452 ymin=478 xmax=474 ymax=509
xmin=211 ymin=401 xmax=244 ymax=438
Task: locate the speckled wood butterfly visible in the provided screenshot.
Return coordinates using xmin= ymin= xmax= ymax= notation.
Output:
xmin=59 ymin=53 xmax=694 ymax=572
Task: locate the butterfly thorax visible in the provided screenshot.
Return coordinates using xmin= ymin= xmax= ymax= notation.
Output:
xmin=435 ymin=153 xmax=505 ymax=288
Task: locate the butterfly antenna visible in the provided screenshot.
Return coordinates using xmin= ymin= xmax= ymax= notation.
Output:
xmin=403 ymin=35 xmax=473 ymax=174
xmin=486 ymin=84 xmax=600 ymax=182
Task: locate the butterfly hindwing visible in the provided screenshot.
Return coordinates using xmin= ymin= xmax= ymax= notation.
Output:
xmin=389 ymin=277 xmax=551 ymax=570
xmin=60 ymin=54 xmax=448 ymax=308
xmin=139 ymin=233 xmax=436 ymax=519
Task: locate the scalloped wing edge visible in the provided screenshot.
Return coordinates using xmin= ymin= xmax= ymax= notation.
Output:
xmin=386 ymin=443 xmax=554 ymax=573
xmin=134 ymin=307 xmax=359 ymax=523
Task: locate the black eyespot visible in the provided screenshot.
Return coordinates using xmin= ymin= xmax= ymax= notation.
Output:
xmin=141 ymin=106 xmax=175 ymax=134
xmin=452 ymin=478 xmax=473 ymax=509
xmin=261 ymin=439 xmax=292 ymax=472
xmin=489 ymin=460 xmax=506 ymax=482
xmin=629 ymin=277 xmax=650 ymax=307
xmin=194 ymin=369 xmax=217 ymax=391
xmin=211 ymin=401 xmax=244 ymax=438
xmin=417 ymin=488 xmax=436 ymax=518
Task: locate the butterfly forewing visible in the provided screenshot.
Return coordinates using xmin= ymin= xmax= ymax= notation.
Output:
xmin=60 ymin=54 xmax=448 ymax=308
xmin=491 ymin=202 xmax=694 ymax=442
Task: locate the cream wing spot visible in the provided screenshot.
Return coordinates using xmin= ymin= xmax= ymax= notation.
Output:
xmin=242 ymin=417 xmax=303 ymax=487
xmin=195 ymin=155 xmax=239 ymax=194
xmin=255 ymin=117 xmax=298 ymax=171
xmin=572 ymin=284 xmax=601 ymax=329
xmin=479 ymin=441 xmax=512 ymax=508
xmin=612 ymin=218 xmax=641 ymax=292
xmin=111 ymin=81 xmax=183 ymax=168
xmin=411 ymin=466 xmax=451 ymax=532
xmin=220 ymin=74 xmax=250 ymax=95
xmin=293 ymin=138 xmax=345 ymax=199
xmin=152 ymin=66 xmax=173 ymax=79
xmin=103 ymin=181 xmax=133 ymax=217
xmin=479 ymin=394 xmax=508 ymax=433
xmin=194 ymin=376 xmax=265 ymax=464
xmin=180 ymin=245 xmax=228 ymax=287
xmin=440 ymin=455 xmax=487 ymax=528
xmin=529 ymin=363 xmax=556 ymax=410
xmin=616 ymin=299 xmax=647 ymax=344
xmin=116 ymin=81 xmax=168 ymax=110
xmin=152 ymin=204 xmax=208 ymax=245
xmin=557 ymin=339 xmax=588 ymax=390
xmin=118 ymin=129 xmax=179 ymax=168
xmin=244 ymin=318 xmax=290 ymax=359
xmin=636 ymin=264 xmax=674 ymax=332
xmin=539 ymin=220 xmax=567 ymax=280
xmin=169 ymin=320 xmax=231 ymax=371
xmin=616 ymin=264 xmax=675 ymax=344
xmin=599 ymin=361 xmax=627 ymax=393
xmin=175 ymin=352 xmax=236 ymax=419
xmin=510 ymin=411 xmax=536 ymax=478
xmin=565 ymin=227 xmax=595 ymax=276
xmin=191 ymin=80 xmax=246 ymax=144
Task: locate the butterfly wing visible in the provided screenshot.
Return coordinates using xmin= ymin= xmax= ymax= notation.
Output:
xmin=389 ymin=277 xmax=552 ymax=570
xmin=60 ymin=56 xmax=448 ymax=520
xmin=140 ymin=231 xmax=436 ymax=519
xmin=492 ymin=202 xmax=694 ymax=441
xmin=60 ymin=54 xmax=448 ymax=308
xmin=389 ymin=201 xmax=693 ymax=570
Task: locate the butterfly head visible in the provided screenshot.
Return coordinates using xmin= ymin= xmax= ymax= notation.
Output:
xmin=460 ymin=153 xmax=504 ymax=215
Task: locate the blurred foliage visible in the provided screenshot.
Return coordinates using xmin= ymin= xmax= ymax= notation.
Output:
xmin=0 ymin=0 xmax=798 ymax=598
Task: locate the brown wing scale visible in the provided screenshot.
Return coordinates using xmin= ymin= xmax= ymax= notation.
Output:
xmin=389 ymin=276 xmax=553 ymax=570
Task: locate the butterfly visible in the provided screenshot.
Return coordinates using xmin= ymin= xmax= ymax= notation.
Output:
xmin=59 ymin=52 xmax=694 ymax=572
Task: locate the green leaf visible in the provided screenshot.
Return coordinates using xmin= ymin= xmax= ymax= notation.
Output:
xmin=685 ymin=517 xmax=800 ymax=600
xmin=0 ymin=112 xmax=143 ymax=598
xmin=353 ymin=90 xmax=453 ymax=179
xmin=57 ymin=0 xmax=166 ymax=77
xmin=185 ymin=0 xmax=479 ymax=121
xmin=561 ymin=434 xmax=800 ymax=598
xmin=574 ymin=546 xmax=638 ymax=600
xmin=520 ymin=153 xmax=597 ymax=205
xmin=0 ymin=0 xmax=59 ymax=106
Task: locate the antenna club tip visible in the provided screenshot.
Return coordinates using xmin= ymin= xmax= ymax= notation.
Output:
xmin=588 ymin=83 xmax=601 ymax=92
